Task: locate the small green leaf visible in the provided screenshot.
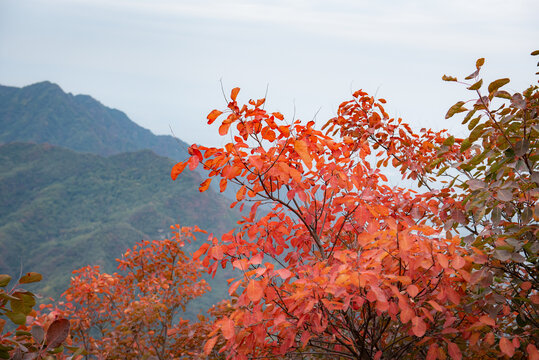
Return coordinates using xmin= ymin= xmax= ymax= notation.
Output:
xmin=491 ymin=207 xmax=501 ymax=226
xmin=460 ymin=139 xmax=472 ymax=152
xmin=445 ymin=101 xmax=467 ymax=119
xmin=468 ymin=124 xmax=486 ymax=143
xmin=0 ymin=275 xmax=11 ymax=288
xmin=19 ymin=272 xmax=42 ymax=284
xmin=467 ymin=116 xmax=481 ymax=130
xmin=468 ymin=79 xmax=483 ymax=90
xmin=5 ymin=311 xmax=26 ymax=325
xmin=488 ymin=78 xmax=510 ymax=94
xmin=522 ymin=207 xmax=532 ymax=224
xmin=32 ymin=325 xmax=45 ymax=344
xmin=495 ymin=90 xmax=512 ymax=99
xmin=443 ymin=136 xmax=455 ymax=147
xmin=461 ymin=109 xmax=477 ymax=124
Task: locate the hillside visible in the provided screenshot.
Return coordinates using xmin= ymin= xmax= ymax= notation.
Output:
xmin=0 ymin=143 xmax=238 ymax=313
xmin=0 ymin=81 xmax=190 ymax=160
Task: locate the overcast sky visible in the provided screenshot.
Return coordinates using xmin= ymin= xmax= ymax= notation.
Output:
xmin=1 ymin=0 xmax=537 ymax=147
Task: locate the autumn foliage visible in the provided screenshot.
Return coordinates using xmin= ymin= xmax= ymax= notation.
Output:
xmin=170 ymin=54 xmax=539 ymax=359
xmin=56 ymin=225 xmax=227 ymax=360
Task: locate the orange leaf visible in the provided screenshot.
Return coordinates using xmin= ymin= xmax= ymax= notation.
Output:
xmin=412 ymin=316 xmax=427 ymax=337
xmin=246 ymin=279 xmax=264 ymax=303
xmin=192 ymin=243 xmax=210 ymax=260
xmin=236 ymin=186 xmax=247 ymax=201
xmin=294 ymin=139 xmax=312 ymax=169
xmin=278 ymin=125 xmax=290 ymax=137
xmin=203 ymin=336 xmax=218 ymax=355
xmin=407 ymin=284 xmax=419 ymax=298
xmin=275 ymin=268 xmax=293 ymax=280
xmin=220 ymin=317 xmax=235 ymax=340
xmin=437 ymin=253 xmax=449 ymax=268
xmin=447 ymin=341 xmax=462 ymax=360
xmin=230 ymin=87 xmax=240 ymax=101
xmin=207 ymin=110 xmax=223 ymax=124
xmin=499 ymin=337 xmax=514 ymax=357
xmin=219 ymin=178 xmax=227 ymax=192
xmin=229 ymin=279 xmax=242 ymax=296
xmin=452 ymin=255 xmax=466 ymax=269
xmin=219 ymin=121 xmax=232 ymax=136
xmin=199 ymin=179 xmax=212 ymax=192
xmin=171 ymin=161 xmax=187 ymax=180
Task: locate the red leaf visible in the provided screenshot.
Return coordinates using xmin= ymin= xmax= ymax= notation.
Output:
xmin=203 ymin=336 xmax=218 ymax=355
xmin=412 ymin=316 xmax=427 ymax=337
xmin=171 ymin=161 xmax=187 ymax=180
xmin=220 ymin=317 xmax=235 ymax=339
xmin=479 ymin=315 xmax=495 ymax=327
xmin=246 ymin=280 xmax=264 ymax=303
xmin=275 ymin=268 xmax=292 ymax=280
xmin=192 ymin=243 xmax=210 ymax=260
xmin=499 ymin=337 xmax=515 ymax=357
xmin=45 ymin=319 xmax=70 ymax=349
xmin=447 ymin=341 xmax=462 ymax=360
xmin=527 ymin=344 xmax=539 ymax=360
xmin=407 ymin=284 xmax=419 ymax=298
xmin=188 ymin=156 xmax=199 ymax=171
xmin=426 ymin=343 xmax=439 ymax=360
xmin=207 ymin=110 xmax=222 ymax=124
xmin=452 ymin=255 xmax=466 ymax=269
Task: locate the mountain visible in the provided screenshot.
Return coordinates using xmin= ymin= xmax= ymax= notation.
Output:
xmin=0 ymin=143 xmax=238 ymax=314
xmin=0 ymin=81 xmax=244 ymax=315
xmin=0 ymin=81 xmax=190 ymax=160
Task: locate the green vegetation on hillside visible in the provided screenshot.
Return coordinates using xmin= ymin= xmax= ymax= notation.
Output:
xmin=0 ymin=143 xmax=238 ymax=314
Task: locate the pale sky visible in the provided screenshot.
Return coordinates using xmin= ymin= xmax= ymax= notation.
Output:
xmin=1 ymin=0 xmax=537 ymax=147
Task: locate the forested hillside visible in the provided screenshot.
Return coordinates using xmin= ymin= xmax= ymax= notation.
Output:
xmin=0 ymin=142 xmax=238 ymax=312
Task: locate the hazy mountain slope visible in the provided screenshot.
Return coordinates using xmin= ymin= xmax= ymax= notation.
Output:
xmin=0 ymin=143 xmax=237 ymax=310
xmin=0 ymin=81 xmax=190 ymax=160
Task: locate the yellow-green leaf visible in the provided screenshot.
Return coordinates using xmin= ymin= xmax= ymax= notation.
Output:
xmin=442 ymin=75 xmax=458 ymax=82
xmin=488 ymin=78 xmax=510 ymax=94
xmin=19 ymin=272 xmax=42 ymax=284
xmin=468 ymin=79 xmax=483 ymax=90
xmin=476 ymin=58 xmax=485 ymax=69
xmin=445 ymin=101 xmax=467 ymax=119
xmin=0 ymin=275 xmax=11 ymax=288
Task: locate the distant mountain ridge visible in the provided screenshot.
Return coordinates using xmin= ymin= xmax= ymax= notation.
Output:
xmin=0 ymin=82 xmax=240 ymax=316
xmin=0 ymin=81 xmax=190 ymax=160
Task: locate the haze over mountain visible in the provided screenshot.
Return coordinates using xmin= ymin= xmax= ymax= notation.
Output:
xmin=0 ymin=81 xmax=190 ymax=160
xmin=0 ymin=82 xmax=240 ymax=315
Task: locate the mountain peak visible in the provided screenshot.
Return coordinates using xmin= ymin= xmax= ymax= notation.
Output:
xmin=0 ymin=81 xmax=190 ymax=160
xmin=23 ymin=81 xmax=64 ymax=93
